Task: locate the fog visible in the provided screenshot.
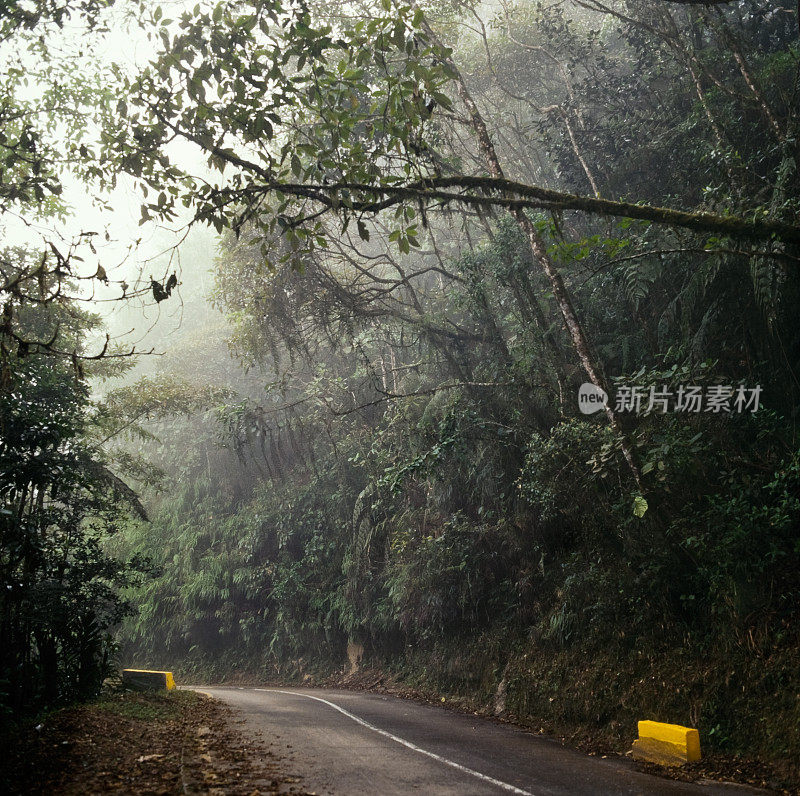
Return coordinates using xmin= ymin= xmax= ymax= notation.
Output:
xmin=3 ymin=0 xmax=799 ymax=774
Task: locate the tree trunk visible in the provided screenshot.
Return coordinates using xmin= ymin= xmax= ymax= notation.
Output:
xmin=420 ymin=13 xmax=644 ymax=489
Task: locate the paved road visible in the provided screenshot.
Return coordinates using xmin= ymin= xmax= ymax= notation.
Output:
xmin=194 ymin=686 xmax=759 ymax=796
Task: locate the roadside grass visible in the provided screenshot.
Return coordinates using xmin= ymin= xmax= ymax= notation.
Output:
xmin=91 ymin=687 xmax=198 ymax=722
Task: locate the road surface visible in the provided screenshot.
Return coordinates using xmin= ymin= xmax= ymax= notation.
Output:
xmin=194 ymin=686 xmax=760 ymax=796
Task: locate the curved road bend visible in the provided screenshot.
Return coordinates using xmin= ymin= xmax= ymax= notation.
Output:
xmin=193 ymin=687 xmax=760 ymax=796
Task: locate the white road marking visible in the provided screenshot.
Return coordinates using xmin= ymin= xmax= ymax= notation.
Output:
xmin=253 ymin=687 xmax=535 ymax=796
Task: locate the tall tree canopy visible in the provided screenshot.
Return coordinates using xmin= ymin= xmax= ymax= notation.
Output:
xmin=2 ymin=0 xmax=800 ymax=770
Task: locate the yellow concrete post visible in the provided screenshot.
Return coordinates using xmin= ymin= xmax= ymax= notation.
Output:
xmin=121 ymin=669 xmax=176 ymax=691
xmin=632 ymin=720 xmax=701 ymax=766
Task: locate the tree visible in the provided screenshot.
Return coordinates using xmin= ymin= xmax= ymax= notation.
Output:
xmin=111 ymin=3 xmax=800 ymax=764
xmin=0 ymin=0 xmax=157 ymax=719
xmin=0 ymin=313 xmax=149 ymax=717
xmin=103 ymin=0 xmax=799 ymax=490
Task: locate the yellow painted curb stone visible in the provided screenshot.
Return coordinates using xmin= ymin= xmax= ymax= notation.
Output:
xmin=632 ymin=720 xmax=700 ymax=766
xmin=121 ymin=669 xmax=176 ymax=691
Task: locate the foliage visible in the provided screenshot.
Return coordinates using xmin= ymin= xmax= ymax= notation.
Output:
xmin=102 ymin=0 xmax=800 ymax=264
xmin=2 ymin=0 xmax=798 ymax=764
xmin=114 ymin=2 xmax=800 ymax=762
xmin=0 ymin=0 xmax=154 ymax=718
xmin=0 ymin=347 xmax=150 ymax=719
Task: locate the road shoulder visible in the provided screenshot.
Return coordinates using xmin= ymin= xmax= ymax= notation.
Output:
xmin=1 ymin=689 xmax=309 ymax=794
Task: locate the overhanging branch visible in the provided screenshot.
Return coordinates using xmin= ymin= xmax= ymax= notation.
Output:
xmin=165 ymin=115 xmax=800 ymax=247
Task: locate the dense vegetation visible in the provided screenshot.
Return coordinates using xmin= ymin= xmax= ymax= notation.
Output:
xmin=0 ymin=0 xmax=156 ymax=719
xmin=2 ymin=0 xmax=799 ymax=768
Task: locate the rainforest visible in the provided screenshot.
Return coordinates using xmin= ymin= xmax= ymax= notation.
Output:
xmin=1 ymin=0 xmax=799 ymax=788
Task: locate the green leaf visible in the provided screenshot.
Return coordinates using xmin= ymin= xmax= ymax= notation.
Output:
xmin=432 ymin=91 xmax=453 ymax=111
xmin=633 ymin=495 xmax=648 ymax=518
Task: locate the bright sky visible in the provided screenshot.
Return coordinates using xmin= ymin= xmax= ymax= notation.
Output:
xmin=2 ymin=0 xmax=221 ymax=355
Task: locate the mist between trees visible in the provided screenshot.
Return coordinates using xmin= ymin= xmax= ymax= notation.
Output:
xmin=1 ymin=0 xmax=799 ymax=766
